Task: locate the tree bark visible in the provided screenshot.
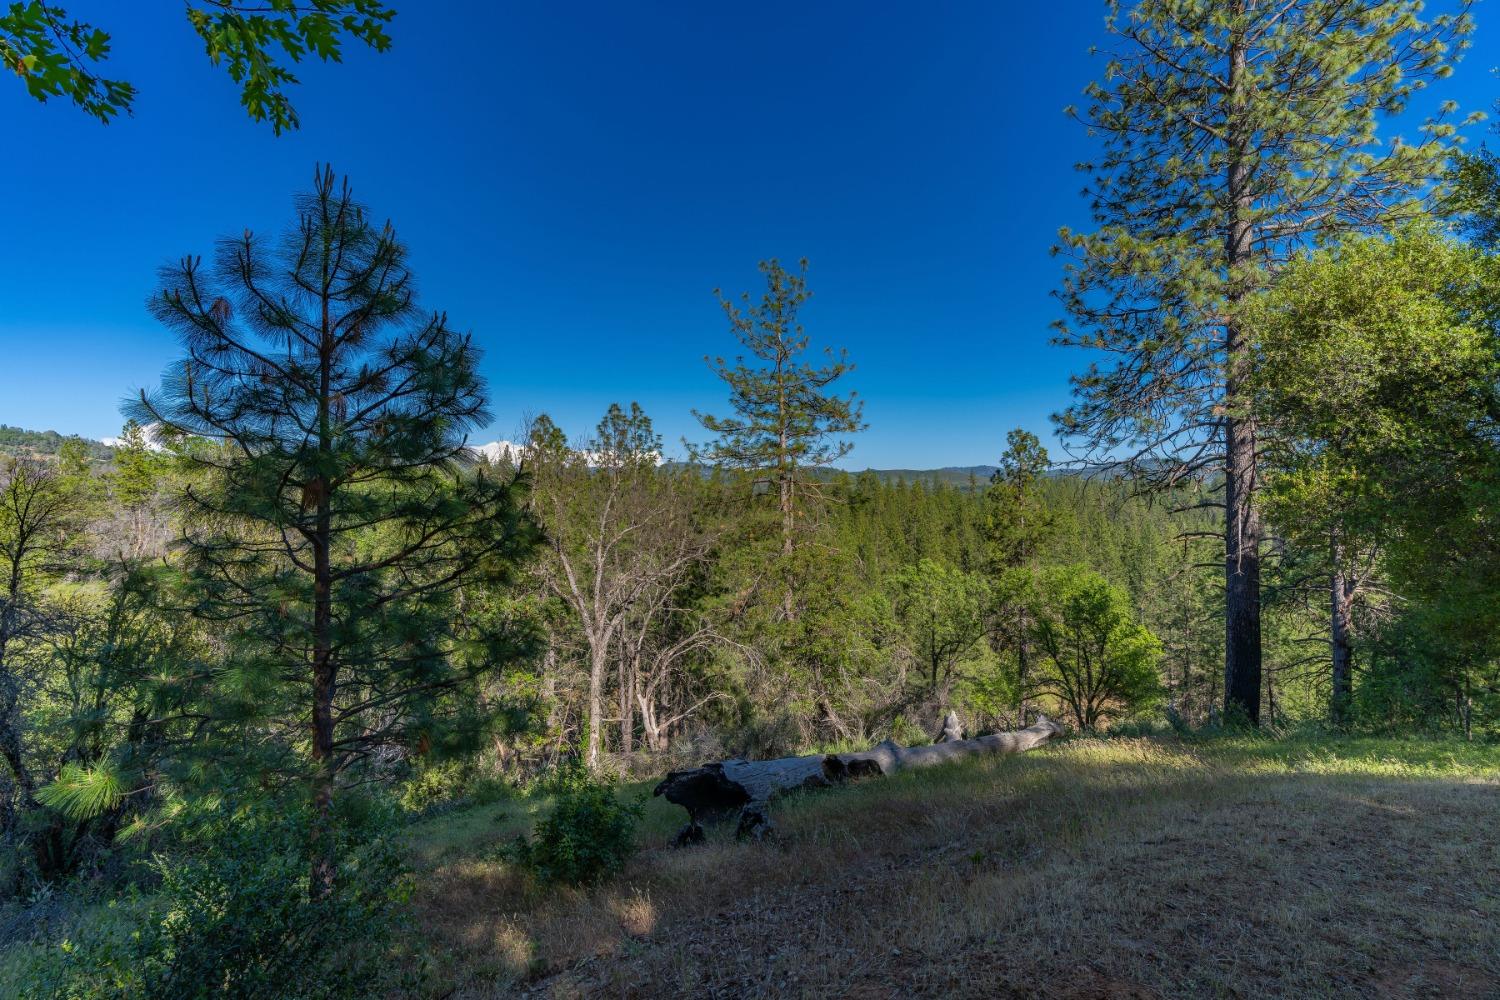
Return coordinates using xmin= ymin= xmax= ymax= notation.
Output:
xmin=1330 ymin=566 xmax=1354 ymax=725
xmin=639 ymin=694 xmax=666 ymax=752
xmin=587 ymin=645 xmax=607 ymax=769
xmin=619 ymin=650 xmax=635 ymax=756
xmin=1221 ymin=14 xmax=1263 ymax=726
xmin=309 ymin=291 xmax=338 ymax=900
xmin=655 ymin=716 xmax=1062 ymax=844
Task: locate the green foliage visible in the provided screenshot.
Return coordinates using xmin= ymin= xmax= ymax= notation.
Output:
xmin=983 ymin=428 xmax=1053 ymax=571
xmin=34 ymin=761 xmax=126 ymax=821
xmin=398 ymin=756 xmax=512 ymax=814
xmin=1252 ymin=229 xmax=1494 ymax=481
xmin=693 ymin=258 xmax=865 ymax=488
xmin=506 ymin=759 xmax=643 ymax=887
xmin=1027 ymin=565 xmax=1163 ymax=731
xmin=20 ymin=808 xmax=413 ymax=999
xmin=1054 ymin=0 xmax=1477 ymax=726
xmin=0 ymin=427 xmax=110 ymax=461
xmin=128 ymin=166 xmax=542 ymax=835
xmin=2 ymin=1 xmax=394 ymax=131
xmin=1446 ymin=148 xmax=1500 ymax=251
xmin=886 ymin=558 xmax=990 ymax=699
xmin=108 ymin=422 xmax=160 ymax=512
xmin=692 ymin=257 xmax=865 ymax=620
xmin=1250 ymin=226 xmax=1500 ymax=734
xmin=0 ymin=2 xmax=131 ymax=122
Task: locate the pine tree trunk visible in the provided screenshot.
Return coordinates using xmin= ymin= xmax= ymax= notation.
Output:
xmin=309 ymin=497 xmax=337 ymax=899
xmin=310 ymin=296 xmax=337 ymax=900
xmin=1221 ymin=17 xmax=1263 ymax=726
xmin=779 ymin=467 xmax=796 ymax=621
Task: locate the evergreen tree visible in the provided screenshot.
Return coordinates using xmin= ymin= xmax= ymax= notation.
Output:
xmin=693 ymin=258 xmax=865 ymax=619
xmin=131 ymin=166 xmax=540 ymax=893
xmin=984 ymin=428 xmax=1054 ymax=571
xmin=1055 ymin=0 xmax=1474 ymax=724
xmin=109 ymin=420 xmax=167 ymax=560
xmin=983 ymin=429 xmax=1055 ymax=722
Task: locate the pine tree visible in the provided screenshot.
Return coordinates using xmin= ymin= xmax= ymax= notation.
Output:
xmin=131 ymin=166 xmax=541 ymax=893
xmin=984 ymin=428 xmax=1055 ymax=722
xmin=110 ymin=420 xmax=165 ymax=559
xmin=984 ymin=429 xmax=1054 ymax=571
xmin=1054 ymin=0 xmax=1474 ymax=724
xmin=693 ymin=258 xmax=865 ymax=619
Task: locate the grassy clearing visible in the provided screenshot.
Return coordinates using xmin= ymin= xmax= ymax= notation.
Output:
xmin=406 ymin=734 xmax=1500 ymax=999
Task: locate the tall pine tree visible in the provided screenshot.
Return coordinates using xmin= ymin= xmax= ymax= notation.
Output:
xmin=693 ymin=258 xmax=865 ymax=619
xmin=1054 ymin=0 xmax=1473 ymax=724
xmin=133 ymin=166 xmax=540 ymax=893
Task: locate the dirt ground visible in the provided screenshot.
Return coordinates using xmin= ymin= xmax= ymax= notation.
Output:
xmin=408 ymin=737 xmax=1500 ymax=999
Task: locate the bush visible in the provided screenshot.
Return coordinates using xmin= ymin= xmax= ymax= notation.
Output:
xmin=21 ymin=806 xmax=414 ymax=1000
xmin=507 ymin=760 xmax=643 ymax=886
xmin=398 ymin=757 xmax=513 ymax=815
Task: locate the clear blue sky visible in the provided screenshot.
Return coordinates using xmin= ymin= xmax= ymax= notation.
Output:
xmin=0 ymin=2 xmax=1493 ymax=468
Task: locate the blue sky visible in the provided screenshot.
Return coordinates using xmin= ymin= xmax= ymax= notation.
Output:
xmin=0 ymin=2 xmax=1494 ymax=468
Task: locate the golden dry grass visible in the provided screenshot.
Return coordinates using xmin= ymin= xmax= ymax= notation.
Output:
xmin=405 ymin=736 xmax=1500 ymax=999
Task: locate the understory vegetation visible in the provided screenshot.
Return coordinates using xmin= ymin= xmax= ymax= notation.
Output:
xmin=12 ymin=730 xmax=1488 ymax=998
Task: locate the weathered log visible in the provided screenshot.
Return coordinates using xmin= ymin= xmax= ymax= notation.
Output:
xmin=653 ymin=715 xmax=1063 ymax=844
xmin=936 ymin=710 xmax=964 ymax=743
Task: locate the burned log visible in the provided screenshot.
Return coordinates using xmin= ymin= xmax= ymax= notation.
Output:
xmin=653 ymin=715 xmax=1063 ymax=843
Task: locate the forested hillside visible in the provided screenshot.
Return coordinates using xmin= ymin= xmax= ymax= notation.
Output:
xmin=0 ymin=426 xmax=112 ymax=462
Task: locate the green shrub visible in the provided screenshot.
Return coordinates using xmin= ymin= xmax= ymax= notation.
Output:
xmin=399 ymin=758 xmax=515 ymax=815
xmin=507 ymin=760 xmax=642 ymax=886
xmin=21 ymin=807 xmax=415 ymax=1000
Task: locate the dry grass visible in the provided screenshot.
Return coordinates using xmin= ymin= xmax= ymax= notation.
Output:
xmin=405 ymin=736 xmax=1500 ymax=999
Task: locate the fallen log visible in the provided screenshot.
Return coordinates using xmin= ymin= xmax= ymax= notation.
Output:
xmin=653 ymin=715 xmax=1063 ymax=845
xmin=936 ymin=709 xmax=965 ymax=743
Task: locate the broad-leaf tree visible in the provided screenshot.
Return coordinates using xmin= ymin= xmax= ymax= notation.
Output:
xmin=887 ymin=558 xmax=991 ymax=710
xmin=1251 ymin=228 xmax=1497 ymax=723
xmin=1054 ymin=0 xmax=1474 ymax=724
xmin=527 ymin=404 xmax=712 ymax=768
xmin=1027 ymin=564 xmax=1162 ymax=731
xmin=2 ymin=1 xmax=395 ymax=132
xmin=0 ymin=457 xmax=81 ymax=821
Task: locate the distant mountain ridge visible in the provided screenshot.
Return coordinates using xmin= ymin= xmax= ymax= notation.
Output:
xmin=853 ymin=465 xmax=999 ymax=486
xmin=0 ymin=426 xmax=1005 ymax=483
xmin=0 ymin=424 xmax=114 ymax=460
